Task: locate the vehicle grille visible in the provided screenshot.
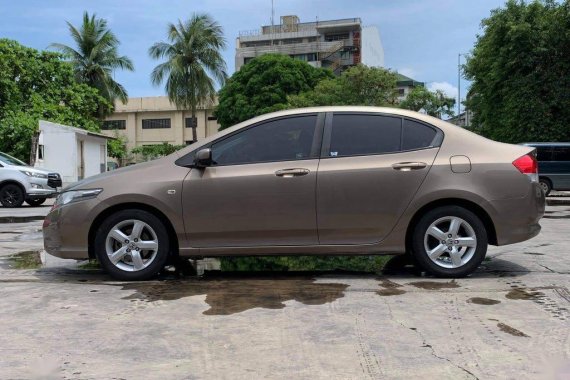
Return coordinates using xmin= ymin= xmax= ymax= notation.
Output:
xmin=47 ymin=173 xmax=62 ymax=188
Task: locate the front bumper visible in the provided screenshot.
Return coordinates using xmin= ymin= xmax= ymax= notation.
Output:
xmin=43 ymin=199 xmax=97 ymax=259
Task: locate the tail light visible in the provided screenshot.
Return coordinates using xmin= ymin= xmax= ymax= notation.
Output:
xmin=513 ymin=154 xmax=538 ymax=182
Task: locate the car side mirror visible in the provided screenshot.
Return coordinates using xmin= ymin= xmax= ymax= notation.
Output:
xmin=192 ymin=148 xmax=213 ymax=168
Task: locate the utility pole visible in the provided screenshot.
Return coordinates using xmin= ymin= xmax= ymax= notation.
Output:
xmin=457 ymin=53 xmax=461 ymax=117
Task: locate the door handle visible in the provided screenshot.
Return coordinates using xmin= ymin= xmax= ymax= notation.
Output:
xmin=392 ymin=162 xmax=427 ymax=171
xmin=275 ymin=168 xmax=310 ymax=177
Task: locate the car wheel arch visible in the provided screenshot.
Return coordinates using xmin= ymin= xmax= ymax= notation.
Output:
xmin=405 ymin=198 xmax=498 ymax=251
xmin=87 ymin=202 xmax=179 ymax=260
xmin=0 ymin=180 xmax=26 ymax=194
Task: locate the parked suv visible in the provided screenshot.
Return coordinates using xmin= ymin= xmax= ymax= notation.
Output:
xmin=522 ymin=142 xmax=570 ymax=195
xmin=44 ymin=107 xmax=544 ymax=280
xmin=0 ymin=152 xmax=62 ymax=207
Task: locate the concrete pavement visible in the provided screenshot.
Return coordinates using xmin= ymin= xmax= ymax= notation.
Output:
xmin=0 ymin=203 xmax=569 ymax=379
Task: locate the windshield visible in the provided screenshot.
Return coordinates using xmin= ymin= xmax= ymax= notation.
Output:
xmin=0 ymin=152 xmax=28 ymax=167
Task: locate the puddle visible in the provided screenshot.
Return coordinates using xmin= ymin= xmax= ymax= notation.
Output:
xmin=467 ymin=297 xmax=501 ymax=305
xmin=523 ymin=252 xmax=545 ymax=256
xmin=119 ymin=273 xmax=349 ymax=315
xmin=0 ymin=216 xmax=45 ymax=223
xmin=4 ymin=250 xmax=42 ymax=269
xmin=376 ymin=278 xmax=406 ymax=296
xmin=408 ymin=280 xmax=460 ymax=290
xmin=506 ymin=288 xmax=543 ymax=300
xmin=497 ymin=322 xmax=529 ymax=337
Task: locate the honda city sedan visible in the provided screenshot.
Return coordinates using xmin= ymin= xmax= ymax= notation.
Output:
xmin=43 ymin=107 xmax=545 ymax=280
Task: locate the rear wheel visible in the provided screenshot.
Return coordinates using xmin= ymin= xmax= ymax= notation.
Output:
xmin=0 ymin=184 xmax=25 ymax=208
xmin=25 ymin=198 xmax=46 ymax=207
xmin=94 ymin=209 xmax=170 ymax=281
xmin=539 ymin=178 xmax=552 ymax=196
xmin=411 ymin=206 xmax=487 ymax=278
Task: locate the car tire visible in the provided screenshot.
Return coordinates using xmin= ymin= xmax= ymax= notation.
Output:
xmin=539 ymin=178 xmax=552 ymax=196
xmin=411 ymin=206 xmax=487 ymax=278
xmin=25 ymin=198 xmax=46 ymax=207
xmin=94 ymin=209 xmax=170 ymax=281
xmin=0 ymin=184 xmax=25 ymax=208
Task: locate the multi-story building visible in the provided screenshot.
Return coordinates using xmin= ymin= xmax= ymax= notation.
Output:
xmin=235 ymin=15 xmax=384 ymax=74
xmin=396 ymin=73 xmax=425 ymax=102
xmin=102 ymin=96 xmax=220 ymax=152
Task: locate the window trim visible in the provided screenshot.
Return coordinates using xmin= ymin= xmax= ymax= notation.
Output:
xmin=175 ymin=113 xmax=324 ymax=168
xmin=320 ymin=112 xmax=443 ymax=159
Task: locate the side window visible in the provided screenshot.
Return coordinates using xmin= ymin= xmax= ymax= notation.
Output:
xmin=211 ymin=115 xmax=317 ymax=165
xmin=329 ymin=114 xmax=401 ymax=157
xmin=535 ymin=147 xmax=553 ymax=162
xmin=553 ymin=147 xmax=570 ymax=161
xmin=402 ymin=119 xmax=438 ymax=150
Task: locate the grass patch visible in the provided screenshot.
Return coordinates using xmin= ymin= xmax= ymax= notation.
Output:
xmin=9 ymin=251 xmax=42 ymax=269
xmin=78 ymin=259 xmax=101 ymax=269
xmin=219 ymin=255 xmax=394 ymax=273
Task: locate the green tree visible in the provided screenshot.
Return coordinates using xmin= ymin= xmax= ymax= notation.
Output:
xmin=215 ymin=54 xmax=334 ymax=129
xmin=0 ymin=39 xmax=110 ymax=162
xmin=399 ymin=86 xmax=455 ymax=118
xmin=149 ymin=13 xmax=227 ymax=141
xmin=131 ymin=142 xmax=185 ymax=161
xmin=287 ymin=65 xmax=398 ymax=108
xmin=107 ymin=132 xmax=128 ymax=164
xmin=464 ymin=0 xmax=570 ymax=142
xmin=50 ymin=11 xmax=134 ymax=109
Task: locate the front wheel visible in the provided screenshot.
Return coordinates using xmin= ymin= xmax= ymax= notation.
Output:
xmin=94 ymin=209 xmax=170 ymax=281
xmin=0 ymin=184 xmax=25 ymax=208
xmin=411 ymin=206 xmax=487 ymax=278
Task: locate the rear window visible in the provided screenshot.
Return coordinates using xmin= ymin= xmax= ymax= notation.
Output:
xmin=329 ymin=114 xmax=401 ymax=157
xmin=535 ymin=147 xmax=553 ymax=161
xmin=402 ymin=119 xmax=437 ymax=150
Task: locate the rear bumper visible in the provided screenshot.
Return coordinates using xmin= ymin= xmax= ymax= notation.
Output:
xmin=487 ymin=182 xmax=545 ymax=246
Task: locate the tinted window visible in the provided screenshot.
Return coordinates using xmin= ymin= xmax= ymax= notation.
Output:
xmin=553 ymin=147 xmax=570 ymax=161
xmin=211 ymin=115 xmax=317 ymax=165
xmin=402 ymin=119 xmax=437 ymax=150
xmin=535 ymin=147 xmax=553 ymax=161
xmin=330 ymin=114 xmax=401 ymax=157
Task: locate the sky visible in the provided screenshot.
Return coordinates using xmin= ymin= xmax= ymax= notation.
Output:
xmin=0 ymin=0 xmax=506 ymax=105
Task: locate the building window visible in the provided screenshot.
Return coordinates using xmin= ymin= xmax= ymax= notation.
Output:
xmin=307 ymin=37 xmax=317 ymax=43
xmin=38 ymin=145 xmax=44 ymax=160
xmin=207 ymin=116 xmax=218 ymax=121
xmin=244 ymin=57 xmax=254 ymax=65
xmin=398 ymin=88 xmax=405 ymax=96
xmin=185 ymin=117 xmax=197 ymax=128
xmin=185 ymin=140 xmax=195 ymax=145
xmin=283 ymin=38 xmax=303 ymax=45
xmin=325 ymin=33 xmax=350 ymax=41
xmin=142 ymin=118 xmax=171 ymax=129
xmin=102 ymin=120 xmax=126 ymax=130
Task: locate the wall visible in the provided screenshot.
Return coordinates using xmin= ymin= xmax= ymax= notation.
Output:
xmin=36 ymin=121 xmax=77 ymax=184
xmin=361 ymin=26 xmax=384 ymax=67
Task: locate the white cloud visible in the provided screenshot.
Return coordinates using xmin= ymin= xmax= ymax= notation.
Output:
xmin=428 ymin=81 xmax=458 ymax=99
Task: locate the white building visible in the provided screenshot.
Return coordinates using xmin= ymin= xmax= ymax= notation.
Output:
xmin=235 ymin=16 xmax=384 ymax=74
xmin=34 ymin=120 xmax=113 ymax=186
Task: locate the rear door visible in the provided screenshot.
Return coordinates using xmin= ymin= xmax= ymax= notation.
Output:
xmin=317 ymin=112 xmax=441 ymax=245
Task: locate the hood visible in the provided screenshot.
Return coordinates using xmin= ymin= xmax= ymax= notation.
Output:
xmin=12 ymin=164 xmax=56 ymax=175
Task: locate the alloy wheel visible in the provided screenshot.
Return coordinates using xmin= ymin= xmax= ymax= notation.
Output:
xmin=105 ymin=219 xmax=159 ymax=272
xmin=423 ymin=216 xmax=477 ymax=269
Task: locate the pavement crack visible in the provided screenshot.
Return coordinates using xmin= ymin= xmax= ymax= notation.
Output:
xmin=384 ymin=300 xmax=479 ymax=380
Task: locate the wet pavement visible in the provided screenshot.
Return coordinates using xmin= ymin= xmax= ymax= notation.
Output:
xmin=0 ymin=202 xmax=569 ymax=379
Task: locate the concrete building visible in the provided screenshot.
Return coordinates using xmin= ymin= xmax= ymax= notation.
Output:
xmin=235 ymin=15 xmax=384 ymax=73
xmin=34 ymin=120 xmax=112 ymax=185
xmin=396 ymin=73 xmax=425 ymax=102
xmin=102 ymin=96 xmax=220 ymax=151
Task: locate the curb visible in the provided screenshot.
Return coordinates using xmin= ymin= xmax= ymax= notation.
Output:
xmin=547 ymin=198 xmax=570 ymax=206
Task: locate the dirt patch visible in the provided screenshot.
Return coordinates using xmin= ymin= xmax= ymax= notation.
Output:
xmin=119 ymin=274 xmax=349 ymax=315
xmin=408 ymin=280 xmax=460 ymax=290
xmin=497 ymin=322 xmax=529 ymax=337
xmin=506 ymin=288 xmax=543 ymax=300
xmin=467 ymin=297 xmax=501 ymax=305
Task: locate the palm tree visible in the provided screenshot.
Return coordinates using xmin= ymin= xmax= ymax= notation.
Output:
xmin=50 ymin=12 xmax=134 ymax=109
xmin=149 ymin=14 xmax=227 ymax=142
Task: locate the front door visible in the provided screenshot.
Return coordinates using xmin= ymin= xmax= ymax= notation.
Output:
xmin=183 ymin=114 xmax=322 ymax=247
xmin=317 ymin=113 xmax=441 ymax=245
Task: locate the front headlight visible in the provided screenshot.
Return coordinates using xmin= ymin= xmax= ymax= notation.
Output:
xmin=20 ymin=170 xmax=48 ymax=179
xmin=55 ymin=189 xmax=103 ymax=206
